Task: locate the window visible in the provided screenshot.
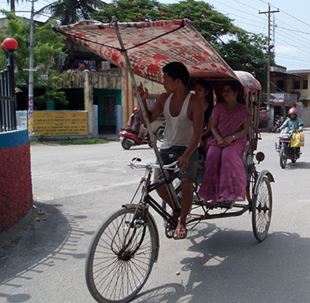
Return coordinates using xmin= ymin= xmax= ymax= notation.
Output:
xmin=276 ymin=80 xmax=284 ymax=91
xmin=293 ymin=80 xmax=301 ymax=90
xmin=303 ymin=79 xmax=308 ymax=89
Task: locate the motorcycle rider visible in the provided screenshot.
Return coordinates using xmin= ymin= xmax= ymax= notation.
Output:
xmin=127 ymin=107 xmax=147 ymax=140
xmin=278 ymin=107 xmax=303 ymax=157
xmin=278 ymin=107 xmax=303 ymax=132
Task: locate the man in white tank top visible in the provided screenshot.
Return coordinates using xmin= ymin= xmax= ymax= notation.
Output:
xmin=138 ymin=62 xmax=204 ymax=239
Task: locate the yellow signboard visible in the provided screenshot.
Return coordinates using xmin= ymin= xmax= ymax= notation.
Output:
xmin=32 ymin=111 xmax=88 ymax=136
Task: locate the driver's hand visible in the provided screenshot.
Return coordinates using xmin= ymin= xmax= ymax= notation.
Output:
xmin=137 ymin=83 xmax=149 ymax=102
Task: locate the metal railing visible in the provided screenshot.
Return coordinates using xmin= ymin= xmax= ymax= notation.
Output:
xmin=0 ymin=62 xmax=17 ymax=132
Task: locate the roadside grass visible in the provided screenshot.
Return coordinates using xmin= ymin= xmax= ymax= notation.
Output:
xmin=31 ymin=138 xmax=109 ymax=145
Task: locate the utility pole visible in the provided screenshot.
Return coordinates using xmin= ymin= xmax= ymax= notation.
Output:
xmin=28 ymin=0 xmax=35 ymax=134
xmin=259 ymin=3 xmax=279 ymax=129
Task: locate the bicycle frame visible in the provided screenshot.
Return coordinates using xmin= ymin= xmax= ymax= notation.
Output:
xmin=129 ymin=158 xmax=259 ymax=232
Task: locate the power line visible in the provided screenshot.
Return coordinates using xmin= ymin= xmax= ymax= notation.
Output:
xmin=210 ymin=0 xmax=266 ymax=23
xmin=272 ymin=6 xmax=310 ymax=30
xmin=277 ymin=25 xmax=310 ymax=36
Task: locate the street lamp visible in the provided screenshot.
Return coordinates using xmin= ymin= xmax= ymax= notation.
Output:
xmin=1 ymin=37 xmax=19 ymax=52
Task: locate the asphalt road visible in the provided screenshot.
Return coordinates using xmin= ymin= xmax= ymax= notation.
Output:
xmin=1 ymin=130 xmax=310 ymax=303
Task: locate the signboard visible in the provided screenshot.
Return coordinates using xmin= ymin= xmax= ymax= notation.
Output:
xmin=32 ymin=111 xmax=88 ymax=136
xmin=270 ymin=93 xmax=285 ymax=103
xmin=16 ymin=111 xmax=28 ymax=129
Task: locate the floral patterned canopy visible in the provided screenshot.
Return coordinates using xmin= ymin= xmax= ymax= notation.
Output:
xmin=55 ymin=19 xmax=261 ymax=91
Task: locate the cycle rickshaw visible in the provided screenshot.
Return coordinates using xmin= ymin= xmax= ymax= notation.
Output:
xmin=56 ymin=19 xmax=274 ymax=303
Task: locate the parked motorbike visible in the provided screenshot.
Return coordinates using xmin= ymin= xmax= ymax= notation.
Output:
xmin=275 ymin=128 xmax=302 ymax=168
xmin=120 ymin=125 xmax=165 ymax=150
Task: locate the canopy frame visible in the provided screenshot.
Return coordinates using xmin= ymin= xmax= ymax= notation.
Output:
xmin=113 ymin=18 xmax=180 ymax=211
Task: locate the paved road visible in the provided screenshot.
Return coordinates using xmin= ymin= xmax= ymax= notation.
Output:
xmin=1 ymin=131 xmax=310 ymax=303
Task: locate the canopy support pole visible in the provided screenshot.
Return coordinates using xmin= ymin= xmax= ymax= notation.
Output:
xmin=113 ymin=19 xmax=180 ymax=211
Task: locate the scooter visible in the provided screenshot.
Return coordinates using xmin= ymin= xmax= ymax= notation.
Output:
xmin=120 ymin=128 xmax=151 ymax=149
xmin=120 ymin=125 xmax=165 ymax=150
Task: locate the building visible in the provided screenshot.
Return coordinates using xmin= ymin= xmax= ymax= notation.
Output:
xmin=269 ymin=66 xmax=310 ymax=126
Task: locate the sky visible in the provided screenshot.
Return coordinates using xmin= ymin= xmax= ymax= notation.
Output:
xmin=1 ymin=0 xmax=310 ymax=70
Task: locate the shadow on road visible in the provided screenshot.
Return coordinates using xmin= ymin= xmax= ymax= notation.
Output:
xmin=0 ymin=202 xmax=94 ymax=303
xmin=285 ymin=161 xmax=310 ymax=170
xmin=134 ymin=223 xmax=310 ymax=303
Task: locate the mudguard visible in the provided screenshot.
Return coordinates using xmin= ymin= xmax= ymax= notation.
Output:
xmin=122 ymin=204 xmax=160 ymax=262
xmin=254 ymin=169 xmax=275 ymax=196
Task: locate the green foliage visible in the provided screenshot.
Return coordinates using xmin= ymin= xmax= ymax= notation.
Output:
xmin=92 ymin=0 xmax=236 ymax=44
xmin=92 ymin=0 xmax=162 ymax=22
xmin=0 ymin=12 xmax=67 ymax=108
xmin=217 ymin=31 xmax=270 ymax=88
xmin=37 ymin=0 xmax=106 ymax=25
xmin=159 ymin=0 xmax=236 ymax=45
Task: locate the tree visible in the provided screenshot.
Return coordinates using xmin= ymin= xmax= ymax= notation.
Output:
xmin=6 ymin=0 xmax=24 ymax=13
xmin=37 ymin=0 xmax=107 ymax=25
xmin=217 ymin=31 xmax=271 ymax=89
xmin=93 ymin=0 xmax=236 ymax=44
xmin=0 ymin=13 xmax=68 ymax=109
xmin=92 ymin=0 xmax=163 ymax=23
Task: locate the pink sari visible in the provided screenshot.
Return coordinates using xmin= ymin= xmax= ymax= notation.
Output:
xmin=198 ymin=103 xmax=248 ymax=202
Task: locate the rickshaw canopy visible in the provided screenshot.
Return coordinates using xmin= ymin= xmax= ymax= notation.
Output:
xmin=55 ymin=19 xmax=261 ymax=93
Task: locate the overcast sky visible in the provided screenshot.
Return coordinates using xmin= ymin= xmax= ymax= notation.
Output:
xmin=1 ymin=0 xmax=309 ymax=70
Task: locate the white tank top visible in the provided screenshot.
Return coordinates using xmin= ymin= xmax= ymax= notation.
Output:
xmin=161 ymin=92 xmax=193 ymax=149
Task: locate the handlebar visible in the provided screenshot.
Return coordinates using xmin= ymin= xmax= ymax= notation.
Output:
xmin=129 ymin=157 xmax=179 ymax=171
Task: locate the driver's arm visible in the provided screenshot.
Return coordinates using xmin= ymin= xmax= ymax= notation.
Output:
xmin=298 ymin=119 xmax=303 ymax=131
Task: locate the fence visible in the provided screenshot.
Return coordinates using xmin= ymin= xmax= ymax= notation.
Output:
xmin=0 ymin=60 xmax=17 ymax=132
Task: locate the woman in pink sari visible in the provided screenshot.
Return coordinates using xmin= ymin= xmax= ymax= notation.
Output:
xmin=198 ymin=82 xmax=249 ymax=205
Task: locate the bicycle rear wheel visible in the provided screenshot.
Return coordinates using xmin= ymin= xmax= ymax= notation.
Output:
xmin=86 ymin=207 xmax=157 ymax=303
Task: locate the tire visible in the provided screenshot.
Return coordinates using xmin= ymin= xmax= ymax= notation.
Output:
xmin=291 ymin=149 xmax=297 ymax=163
xmin=279 ymin=146 xmax=287 ymax=169
xmin=156 ymin=127 xmax=165 ymax=142
xmin=121 ymin=138 xmax=132 ymax=150
xmin=252 ymin=176 xmax=272 ymax=242
xmin=85 ymin=208 xmax=157 ymax=303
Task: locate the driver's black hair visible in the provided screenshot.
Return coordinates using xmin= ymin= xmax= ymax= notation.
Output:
xmin=162 ymin=62 xmax=190 ymax=88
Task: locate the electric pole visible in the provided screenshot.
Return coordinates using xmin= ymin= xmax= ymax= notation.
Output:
xmin=259 ymin=3 xmax=279 ymax=129
xmin=28 ymin=0 xmax=35 ymax=134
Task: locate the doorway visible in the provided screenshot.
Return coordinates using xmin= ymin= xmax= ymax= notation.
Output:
xmin=94 ymin=89 xmax=122 ymax=134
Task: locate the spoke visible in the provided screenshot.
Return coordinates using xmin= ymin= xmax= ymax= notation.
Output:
xmin=93 ymin=258 xmax=118 ymax=278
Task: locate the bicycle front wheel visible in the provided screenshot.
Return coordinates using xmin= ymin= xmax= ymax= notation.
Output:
xmin=86 ymin=207 xmax=157 ymax=303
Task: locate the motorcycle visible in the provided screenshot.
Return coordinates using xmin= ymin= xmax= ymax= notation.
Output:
xmin=275 ymin=128 xmax=302 ymax=168
xmin=120 ymin=125 xmax=165 ymax=150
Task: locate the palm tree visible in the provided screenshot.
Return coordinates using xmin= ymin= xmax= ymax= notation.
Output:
xmin=6 ymin=0 xmax=24 ymax=13
xmin=37 ymin=0 xmax=107 ymax=25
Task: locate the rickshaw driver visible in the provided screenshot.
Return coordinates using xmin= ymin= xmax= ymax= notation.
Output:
xmin=138 ymin=61 xmax=204 ymax=239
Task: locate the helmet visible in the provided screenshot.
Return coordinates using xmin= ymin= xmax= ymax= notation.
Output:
xmin=288 ymin=107 xmax=297 ymax=115
xmin=133 ymin=107 xmax=140 ymax=113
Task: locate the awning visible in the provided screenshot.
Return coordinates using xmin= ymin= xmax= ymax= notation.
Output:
xmin=55 ymin=20 xmax=238 ymax=81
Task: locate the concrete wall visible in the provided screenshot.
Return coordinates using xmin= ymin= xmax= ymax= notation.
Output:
xmin=0 ymin=129 xmax=33 ymax=231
